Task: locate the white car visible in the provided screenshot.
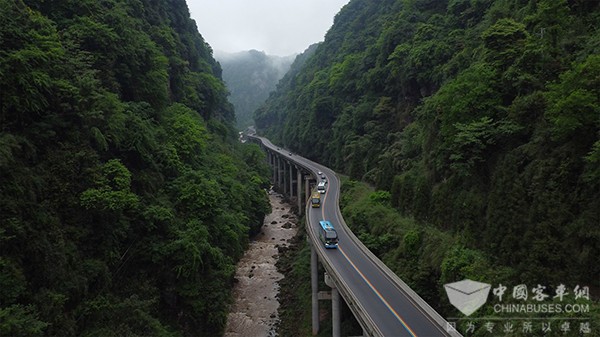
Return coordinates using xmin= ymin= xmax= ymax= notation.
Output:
xmin=317 ymin=181 xmax=326 ymax=193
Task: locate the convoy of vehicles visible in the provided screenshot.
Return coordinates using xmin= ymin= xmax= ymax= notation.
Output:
xmin=319 ymin=220 xmax=339 ymax=249
xmin=262 ymin=145 xmax=337 ymax=249
xmin=265 ymin=146 xmax=337 ymax=248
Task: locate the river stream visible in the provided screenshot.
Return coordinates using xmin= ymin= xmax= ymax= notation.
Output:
xmin=223 ymin=192 xmax=298 ymax=337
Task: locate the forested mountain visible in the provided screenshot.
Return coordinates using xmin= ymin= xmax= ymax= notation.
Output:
xmin=255 ymin=0 xmax=599 ymax=291
xmin=0 ymin=0 xmax=270 ymax=336
xmin=216 ymin=50 xmax=294 ymax=129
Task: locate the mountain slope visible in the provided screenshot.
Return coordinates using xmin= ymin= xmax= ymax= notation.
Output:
xmin=217 ymin=50 xmax=294 ymax=129
xmin=255 ymin=0 xmax=599 ymax=290
xmin=0 ymin=0 xmax=270 ymax=336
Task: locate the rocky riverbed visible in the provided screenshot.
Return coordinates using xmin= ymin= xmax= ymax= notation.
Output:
xmin=223 ymin=192 xmax=298 ymax=337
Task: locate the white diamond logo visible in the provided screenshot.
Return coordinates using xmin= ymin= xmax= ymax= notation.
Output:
xmin=444 ymin=279 xmax=491 ymax=316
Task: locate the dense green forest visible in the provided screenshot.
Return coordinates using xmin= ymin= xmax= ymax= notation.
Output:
xmin=217 ymin=50 xmax=294 ymax=129
xmin=0 ymin=0 xmax=270 ymax=336
xmin=256 ymin=0 xmax=599 ymax=297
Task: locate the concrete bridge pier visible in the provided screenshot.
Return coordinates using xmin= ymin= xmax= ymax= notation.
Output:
xmin=305 ymin=175 xmax=310 ymax=205
xmin=311 ymin=243 xmax=319 ymax=335
xmin=296 ymin=168 xmax=302 ymax=212
xmin=278 ymin=156 xmax=283 ymax=190
xmin=332 ymin=288 xmax=341 ymax=337
xmin=270 ymin=152 xmax=276 ymax=183
xmin=325 ymin=272 xmax=341 ymax=337
xmin=289 ymin=161 xmax=293 ymax=199
xmin=284 ymin=160 xmax=289 ymax=194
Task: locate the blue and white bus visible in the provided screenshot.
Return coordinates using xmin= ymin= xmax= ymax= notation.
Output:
xmin=319 ymin=220 xmax=339 ymax=249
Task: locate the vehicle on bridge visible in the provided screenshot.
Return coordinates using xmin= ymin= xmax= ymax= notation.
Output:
xmin=311 ymin=192 xmax=321 ymax=208
xmin=318 ymin=220 xmax=338 ymax=249
xmin=317 ymin=181 xmax=326 ymax=194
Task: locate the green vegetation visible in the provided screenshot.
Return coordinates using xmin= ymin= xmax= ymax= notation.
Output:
xmin=217 ymin=50 xmax=294 ymax=129
xmin=274 ymin=224 xmax=313 ymax=336
xmin=340 ymin=178 xmax=507 ymax=310
xmin=340 ymin=178 xmax=599 ymax=336
xmin=256 ymin=0 xmax=599 ymax=291
xmin=0 ymin=0 xmax=270 ymax=336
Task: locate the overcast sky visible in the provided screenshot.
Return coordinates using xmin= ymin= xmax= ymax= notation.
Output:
xmin=187 ymin=0 xmax=350 ymax=56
